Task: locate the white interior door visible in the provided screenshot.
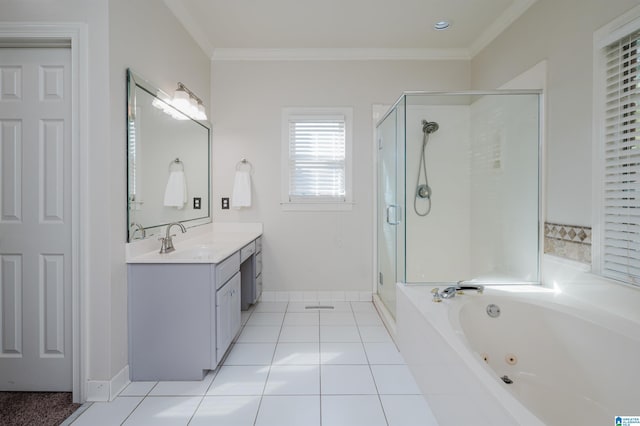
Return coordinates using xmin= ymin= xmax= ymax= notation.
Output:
xmin=0 ymin=47 xmax=72 ymax=391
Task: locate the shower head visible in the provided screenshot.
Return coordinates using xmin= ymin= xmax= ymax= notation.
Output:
xmin=422 ymin=120 xmax=439 ymax=134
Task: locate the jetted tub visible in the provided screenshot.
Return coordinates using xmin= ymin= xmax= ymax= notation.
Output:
xmin=396 ymin=284 xmax=640 ymax=426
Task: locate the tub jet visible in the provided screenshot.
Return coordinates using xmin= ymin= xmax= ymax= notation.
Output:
xmin=486 ymin=304 xmax=501 ymax=318
xmin=501 ymin=375 xmax=513 ymax=384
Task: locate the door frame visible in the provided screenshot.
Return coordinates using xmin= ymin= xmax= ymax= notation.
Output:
xmin=0 ymin=23 xmax=89 ymax=403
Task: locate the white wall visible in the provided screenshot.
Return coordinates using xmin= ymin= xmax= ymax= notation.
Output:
xmin=471 ymin=0 xmax=640 ymax=227
xmin=469 ymin=94 xmax=539 ymax=281
xmin=211 ymin=60 xmax=470 ymax=292
xmin=404 ymin=105 xmax=471 ymax=282
xmin=109 ymin=0 xmax=210 ymax=381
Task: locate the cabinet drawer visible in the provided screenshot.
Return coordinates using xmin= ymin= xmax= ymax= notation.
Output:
xmin=215 ymin=252 xmax=240 ymax=289
xmin=240 ymin=241 xmax=256 ymax=263
xmin=255 ymin=252 xmax=262 ymax=277
xmin=255 ymin=237 xmax=262 ymax=253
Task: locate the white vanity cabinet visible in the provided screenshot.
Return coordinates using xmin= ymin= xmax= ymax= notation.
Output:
xmin=240 ymin=236 xmax=263 ymax=310
xmin=128 ymin=252 xmax=241 ymax=381
xmin=215 ymin=271 xmax=241 ymax=361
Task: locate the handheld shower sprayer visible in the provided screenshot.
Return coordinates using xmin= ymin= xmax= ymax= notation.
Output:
xmin=422 ymin=120 xmax=439 ymax=135
xmin=415 ymin=119 xmax=439 ymax=216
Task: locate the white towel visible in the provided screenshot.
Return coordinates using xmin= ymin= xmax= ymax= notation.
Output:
xmin=231 ymin=170 xmax=252 ymax=208
xmin=163 ymin=170 xmax=188 ymax=209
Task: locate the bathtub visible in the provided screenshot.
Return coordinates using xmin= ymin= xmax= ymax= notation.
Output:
xmin=396 ymin=283 xmax=640 ymax=426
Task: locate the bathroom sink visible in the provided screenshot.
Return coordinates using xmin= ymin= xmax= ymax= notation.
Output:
xmin=165 ymin=242 xmax=238 ymax=261
xmin=131 ymin=241 xmax=239 ymax=263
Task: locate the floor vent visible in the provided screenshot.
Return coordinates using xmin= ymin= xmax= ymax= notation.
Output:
xmin=305 ymin=305 xmax=335 ymax=310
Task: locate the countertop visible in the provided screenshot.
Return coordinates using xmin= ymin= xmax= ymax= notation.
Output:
xmin=126 ymin=222 xmax=262 ymax=264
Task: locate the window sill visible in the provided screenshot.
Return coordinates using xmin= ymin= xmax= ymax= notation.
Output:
xmin=281 ymin=202 xmax=354 ymax=212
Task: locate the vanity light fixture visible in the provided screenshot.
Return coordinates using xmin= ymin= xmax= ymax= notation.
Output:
xmin=172 ymin=82 xmax=207 ymax=120
xmin=434 ymin=19 xmax=452 ymax=31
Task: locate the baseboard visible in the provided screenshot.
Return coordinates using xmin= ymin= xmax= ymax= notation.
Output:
xmin=260 ymin=290 xmax=372 ymax=302
xmin=373 ymin=293 xmax=397 ymax=342
xmin=86 ymin=365 xmax=130 ymax=402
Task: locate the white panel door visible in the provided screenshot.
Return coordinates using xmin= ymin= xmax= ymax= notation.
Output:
xmin=0 ymin=48 xmax=72 ymax=391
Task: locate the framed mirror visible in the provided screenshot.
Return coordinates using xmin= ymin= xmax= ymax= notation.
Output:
xmin=126 ymin=69 xmax=211 ymax=242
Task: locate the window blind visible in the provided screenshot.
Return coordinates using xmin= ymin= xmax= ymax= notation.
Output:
xmin=603 ymin=29 xmax=640 ymax=284
xmin=288 ymin=116 xmax=346 ymax=201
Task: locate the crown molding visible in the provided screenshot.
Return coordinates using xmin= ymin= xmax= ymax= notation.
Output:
xmin=469 ymin=0 xmax=538 ymax=57
xmin=211 ymin=47 xmax=471 ymax=61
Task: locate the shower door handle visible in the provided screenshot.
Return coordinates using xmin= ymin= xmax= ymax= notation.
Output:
xmin=386 ymin=204 xmax=401 ymax=225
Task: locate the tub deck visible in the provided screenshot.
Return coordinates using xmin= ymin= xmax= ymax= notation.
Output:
xmin=396 ymin=284 xmax=546 ymax=426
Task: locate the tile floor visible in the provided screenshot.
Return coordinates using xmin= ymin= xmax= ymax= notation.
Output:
xmin=67 ymin=301 xmax=438 ymax=426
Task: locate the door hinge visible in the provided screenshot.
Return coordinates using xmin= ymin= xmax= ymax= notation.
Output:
xmin=379 ymin=272 xmax=384 ymax=285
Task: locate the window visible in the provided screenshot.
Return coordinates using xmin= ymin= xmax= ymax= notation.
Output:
xmin=599 ymin=24 xmax=640 ymax=285
xmin=281 ymin=108 xmax=353 ymax=210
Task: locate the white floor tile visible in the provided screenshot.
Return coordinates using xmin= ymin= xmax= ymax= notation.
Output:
xmin=207 ymin=365 xmax=270 ymax=396
xmin=272 ymin=342 xmax=320 ymax=365
xmin=255 ymin=395 xmax=320 ymax=426
xmin=322 ymin=395 xmax=388 ymax=426
xmin=246 ymin=312 xmax=285 ymax=326
xmin=364 ymin=342 xmax=405 ymax=364
xmin=358 ymin=325 xmax=393 ymax=343
xmin=320 ymin=312 xmax=356 ymax=326
xmin=283 ymin=312 xmax=320 ymax=326
xmin=286 ymin=302 xmax=313 ymax=313
xmin=224 ymin=343 xmax=276 ymax=365
xmin=122 ymin=396 xmax=201 ymax=426
xmin=278 ymin=325 xmax=319 ymax=342
xmin=71 ymin=397 xmax=143 ymax=426
xmin=264 ymin=365 xmax=320 ymax=395
xmin=371 ymin=365 xmax=422 ymax=394
xmin=380 ymin=394 xmax=439 ymax=426
xmin=320 ymin=325 xmax=361 ymax=342
xmin=253 ymin=302 xmax=288 ymax=313
xmin=148 ymin=372 xmax=214 ymax=396
xmin=325 ymin=301 xmax=352 ymax=311
xmin=321 ymin=365 xmax=377 ymax=395
xmin=354 ymin=311 xmax=383 ymax=326
xmin=189 ymin=396 xmax=260 ymax=426
xmin=120 ymin=382 xmax=157 ymax=397
xmin=350 ymin=302 xmax=377 ymax=313
xmin=236 ymin=325 xmax=281 ymax=343
xmin=321 ymin=342 xmax=368 ymax=365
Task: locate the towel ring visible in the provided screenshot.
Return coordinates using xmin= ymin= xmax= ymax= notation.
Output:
xmin=169 ymin=157 xmax=184 ymax=172
xmin=236 ymin=158 xmax=253 ymax=173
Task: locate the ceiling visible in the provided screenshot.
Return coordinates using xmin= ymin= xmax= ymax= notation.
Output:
xmin=164 ymin=0 xmax=536 ymax=59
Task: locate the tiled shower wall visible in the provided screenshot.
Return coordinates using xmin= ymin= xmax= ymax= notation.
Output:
xmin=544 ymin=222 xmax=591 ymax=264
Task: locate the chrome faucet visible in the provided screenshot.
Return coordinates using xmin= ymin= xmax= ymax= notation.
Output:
xmin=432 ymin=281 xmax=484 ymax=302
xmin=130 ymin=222 xmax=146 ymax=240
xmin=159 ymin=222 xmax=187 ymax=254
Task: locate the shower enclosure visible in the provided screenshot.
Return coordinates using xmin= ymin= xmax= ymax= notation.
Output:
xmin=376 ymin=91 xmax=541 ymax=318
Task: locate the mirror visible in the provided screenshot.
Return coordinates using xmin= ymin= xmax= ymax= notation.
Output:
xmin=127 ymin=69 xmax=211 ymax=242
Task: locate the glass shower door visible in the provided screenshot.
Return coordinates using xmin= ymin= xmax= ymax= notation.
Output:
xmin=377 ymin=108 xmax=400 ymax=317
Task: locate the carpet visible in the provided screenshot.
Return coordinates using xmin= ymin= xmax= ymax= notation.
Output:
xmin=0 ymin=392 xmax=81 ymax=426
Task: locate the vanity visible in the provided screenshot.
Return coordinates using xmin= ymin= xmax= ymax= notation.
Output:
xmin=124 ymin=70 xmax=262 ymax=381
xmin=126 ymin=223 xmax=262 ymax=381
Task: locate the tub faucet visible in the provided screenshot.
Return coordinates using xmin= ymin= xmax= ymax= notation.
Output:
xmin=159 ymin=222 xmax=187 ymax=254
xmin=432 ymin=282 xmax=484 ymax=301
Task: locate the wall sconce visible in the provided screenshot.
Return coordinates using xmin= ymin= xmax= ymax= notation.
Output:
xmin=172 ymin=82 xmax=207 ymax=120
